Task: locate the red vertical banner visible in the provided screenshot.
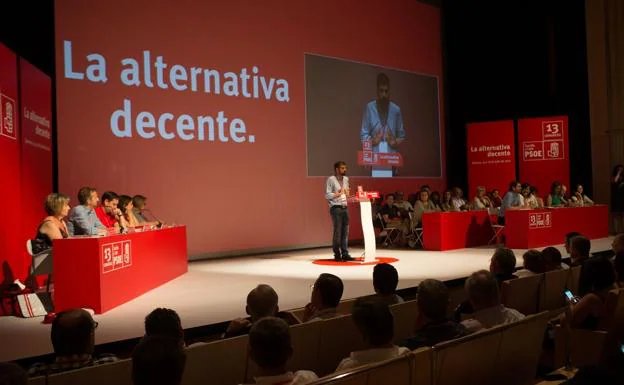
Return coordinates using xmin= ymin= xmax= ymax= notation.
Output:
xmin=19 ymin=59 xmax=53 ymax=281
xmin=517 ymin=116 xmax=569 ymax=199
xmin=466 ymin=120 xmax=516 ymax=199
xmin=0 ymin=44 xmax=22 ymax=283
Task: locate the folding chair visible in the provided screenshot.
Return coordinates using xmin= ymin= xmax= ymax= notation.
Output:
xmin=26 ymin=240 xmax=53 ymax=293
xmin=489 ymin=218 xmax=504 ymax=245
xmin=376 ymin=213 xmax=402 ymax=247
xmin=406 ymin=212 xmax=423 ymax=248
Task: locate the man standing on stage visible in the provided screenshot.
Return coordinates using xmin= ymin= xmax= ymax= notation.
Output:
xmin=325 ymin=161 xmax=354 ymax=261
xmin=360 ymin=73 xmax=405 ymax=177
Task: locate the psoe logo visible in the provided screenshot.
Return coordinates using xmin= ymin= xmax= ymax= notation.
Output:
xmin=0 ymin=93 xmax=17 ymax=140
xmin=102 ymin=240 xmax=132 ymax=274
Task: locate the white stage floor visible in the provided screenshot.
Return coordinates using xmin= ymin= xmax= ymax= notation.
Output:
xmin=0 ymin=237 xmax=614 ymax=362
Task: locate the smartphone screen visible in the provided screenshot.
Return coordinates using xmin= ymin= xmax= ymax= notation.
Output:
xmin=564 ymin=290 xmax=578 ymax=304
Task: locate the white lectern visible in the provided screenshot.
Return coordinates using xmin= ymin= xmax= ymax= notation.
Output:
xmin=351 ymin=188 xmax=380 ymax=262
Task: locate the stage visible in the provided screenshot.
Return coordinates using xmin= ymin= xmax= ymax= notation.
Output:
xmin=0 ymin=237 xmax=614 ymax=362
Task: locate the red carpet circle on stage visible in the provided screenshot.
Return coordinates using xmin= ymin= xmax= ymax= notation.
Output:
xmin=312 ymin=257 xmax=399 ymax=266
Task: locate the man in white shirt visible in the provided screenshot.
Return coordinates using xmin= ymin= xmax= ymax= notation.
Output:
xmin=461 ymin=270 xmax=525 ymax=332
xmin=243 ymin=317 xmax=317 ymax=385
xmin=325 ymin=161 xmax=353 ymax=261
xmin=335 ymin=299 xmax=410 ymax=372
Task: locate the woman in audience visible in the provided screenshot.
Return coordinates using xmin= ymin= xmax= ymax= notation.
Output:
xmin=414 ymin=190 xmax=440 ymax=227
xmin=118 ymin=195 xmax=140 ymax=228
xmin=611 ymin=164 xmax=624 ymax=233
xmin=440 ymin=190 xmax=453 ymax=212
xmin=31 ymin=193 xmax=71 ymax=254
xmin=562 ymin=256 xmax=616 ymax=330
xmin=515 ymin=250 xmax=545 ymax=278
xmin=471 ymin=186 xmax=491 ymax=210
xmin=546 ymin=182 xmax=566 ymax=207
xmin=571 ymin=184 xmax=594 ymax=206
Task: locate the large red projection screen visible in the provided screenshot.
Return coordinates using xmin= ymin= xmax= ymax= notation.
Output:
xmin=55 ymin=0 xmax=445 ymax=257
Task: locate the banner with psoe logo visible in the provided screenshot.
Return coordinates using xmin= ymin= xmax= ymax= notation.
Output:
xmin=466 ymin=120 xmax=516 ymax=199
xmin=518 ymin=116 xmax=569 ymax=199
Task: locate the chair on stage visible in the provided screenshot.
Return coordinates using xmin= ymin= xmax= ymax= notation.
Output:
xmin=376 ymin=213 xmax=402 ymax=248
xmin=406 ymin=212 xmax=423 ymax=249
xmin=26 ymin=240 xmax=53 ymax=293
xmin=488 ymin=216 xmax=505 ymax=246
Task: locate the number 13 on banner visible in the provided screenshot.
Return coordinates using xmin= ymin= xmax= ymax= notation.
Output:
xmin=542 ymin=121 xmax=563 ymax=139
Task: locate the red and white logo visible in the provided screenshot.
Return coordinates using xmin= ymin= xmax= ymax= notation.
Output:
xmin=102 ymin=240 xmax=132 ymax=274
xmin=0 ymin=93 xmax=17 ymax=140
xmin=529 ymin=212 xmax=552 ymax=229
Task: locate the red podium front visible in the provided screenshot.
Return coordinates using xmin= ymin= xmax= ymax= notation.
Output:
xmin=53 ymin=226 xmax=188 ymax=314
xmin=505 ymin=205 xmax=609 ymax=249
xmin=422 ymin=211 xmax=493 ymax=251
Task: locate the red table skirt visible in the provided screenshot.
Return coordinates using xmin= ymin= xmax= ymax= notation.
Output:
xmin=53 ymin=226 xmax=188 ymax=314
xmin=504 ymin=205 xmax=609 ymax=249
xmin=422 ymin=211 xmax=495 ymax=251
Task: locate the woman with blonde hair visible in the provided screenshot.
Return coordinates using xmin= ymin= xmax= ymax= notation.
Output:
xmin=31 ymin=193 xmax=71 ymax=254
xmin=472 ymin=186 xmax=491 ymax=210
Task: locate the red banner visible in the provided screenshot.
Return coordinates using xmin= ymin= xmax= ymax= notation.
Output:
xmin=517 ymin=116 xmax=569 ymax=200
xmin=0 ymin=44 xmax=22 ymax=282
xmin=20 ymin=58 xmax=53 ymax=281
xmin=466 ymin=120 xmax=516 ymax=199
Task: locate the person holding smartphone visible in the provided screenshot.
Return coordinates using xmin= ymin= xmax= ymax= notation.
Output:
xmin=560 ymin=256 xmax=616 ymax=330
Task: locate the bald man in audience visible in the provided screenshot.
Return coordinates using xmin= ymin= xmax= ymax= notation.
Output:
xmin=303 ymin=273 xmax=344 ymax=322
xmin=224 ymin=284 xmax=298 ymax=338
xmin=402 ymin=279 xmax=469 ymax=350
xmin=28 ymin=309 xmax=117 ymax=376
xmin=461 ymin=270 xmax=525 ymax=332
xmin=244 ymin=317 xmax=317 ymax=385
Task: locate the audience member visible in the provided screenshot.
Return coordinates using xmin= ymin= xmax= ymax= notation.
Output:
xmin=461 ymin=270 xmax=525 ymax=332
xmin=67 ymin=187 xmax=106 ymax=236
xmin=561 ymin=365 xmax=620 ymax=385
xmin=245 ymin=317 xmax=317 ymax=385
xmin=370 ymin=263 xmax=404 ymax=306
xmin=542 ymin=247 xmax=569 ymax=270
xmin=335 ymin=299 xmax=409 ymax=372
xmin=570 ymin=236 xmax=591 ymax=267
xmin=0 ymin=362 xmax=27 ymax=385
xmin=31 ymin=193 xmax=71 ymax=254
xmin=28 ymin=309 xmax=117 ymax=376
xmin=454 ymin=247 xmax=518 ymax=320
xmin=225 ymin=284 xmax=298 ymax=338
xmin=145 ymin=308 xmax=183 ymax=340
xmin=402 ymin=279 xmax=468 ymax=350
xmin=303 ymin=274 xmax=343 ymax=322
xmin=515 ymin=249 xmax=545 ymax=277
xmin=132 ymin=335 xmax=186 ymax=385
xmin=611 ymin=233 xmax=624 ymax=256
xmin=563 ymin=257 xmax=616 ymax=330
xmin=564 ymin=232 xmax=581 ymax=256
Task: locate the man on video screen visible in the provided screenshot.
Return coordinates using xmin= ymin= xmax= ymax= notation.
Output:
xmin=360 ymin=73 xmax=405 ymax=177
